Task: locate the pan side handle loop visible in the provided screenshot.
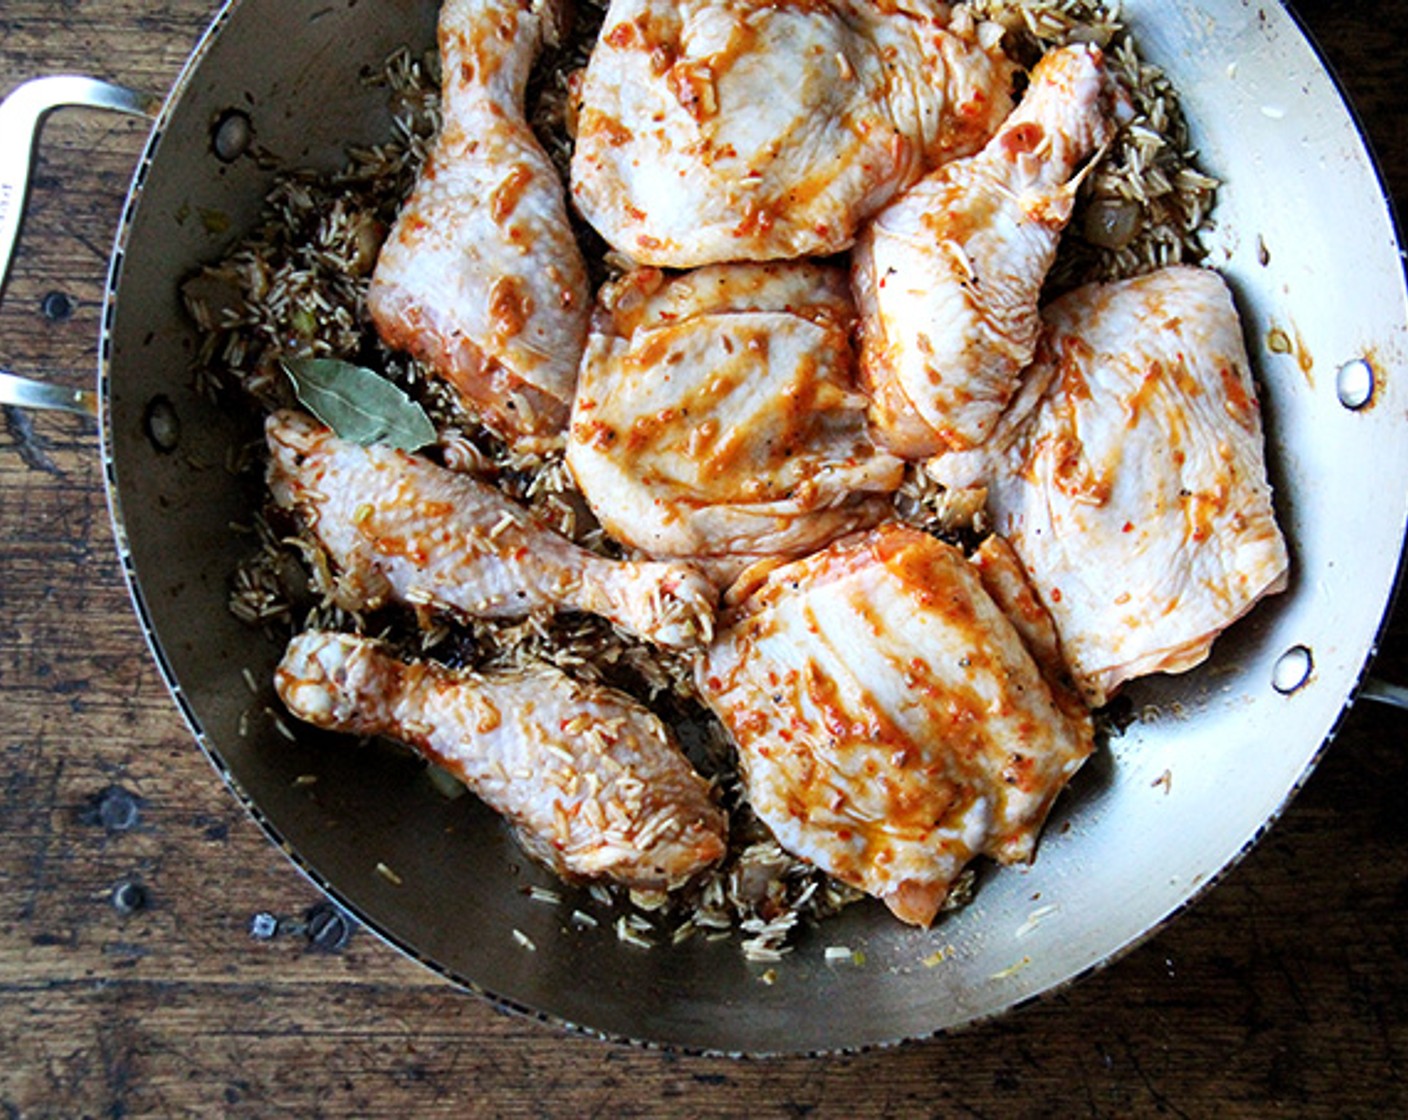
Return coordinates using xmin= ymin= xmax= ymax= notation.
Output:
xmin=1358 ymin=677 xmax=1408 ymax=711
xmin=0 ymin=76 xmax=161 ymax=418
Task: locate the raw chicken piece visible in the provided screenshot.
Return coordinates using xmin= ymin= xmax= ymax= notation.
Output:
xmin=927 ymin=266 xmax=1291 ymax=706
xmin=697 ymin=524 xmax=1094 ymax=927
xmin=277 ymin=631 xmax=726 ymax=888
xmin=266 ymin=410 xmax=716 ymax=651
xmin=367 ymin=0 xmax=589 ymax=443
xmin=971 ymin=533 xmax=1073 ymax=693
xmin=565 ymin=263 xmax=905 ymax=580
xmin=570 ymin=0 xmax=1014 ymax=267
xmin=855 ymin=43 xmax=1116 ymax=457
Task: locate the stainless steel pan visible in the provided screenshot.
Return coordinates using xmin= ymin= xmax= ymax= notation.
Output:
xmin=3 ymin=0 xmax=1405 ymax=1054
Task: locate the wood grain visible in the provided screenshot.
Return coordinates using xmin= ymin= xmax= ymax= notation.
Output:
xmin=2 ymin=1 xmax=1407 ymax=1115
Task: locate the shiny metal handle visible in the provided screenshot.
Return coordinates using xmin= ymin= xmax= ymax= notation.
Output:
xmin=1358 ymin=677 xmax=1408 ymax=710
xmin=0 ymin=76 xmax=160 ymax=416
xmin=0 ymin=369 xmax=96 ymax=417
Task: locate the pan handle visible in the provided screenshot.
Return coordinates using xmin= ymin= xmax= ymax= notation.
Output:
xmin=1358 ymin=677 xmax=1408 ymax=711
xmin=0 ymin=76 xmax=162 ymax=417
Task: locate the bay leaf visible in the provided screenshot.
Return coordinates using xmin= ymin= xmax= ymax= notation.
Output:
xmin=282 ymin=357 xmax=436 ymax=452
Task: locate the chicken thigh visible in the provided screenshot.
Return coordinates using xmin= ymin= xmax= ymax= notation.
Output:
xmin=566 ymin=263 xmax=905 ymax=580
xmin=277 ymin=631 xmax=726 ymax=888
xmin=570 ymin=0 xmax=1015 ymax=267
xmin=367 ymin=0 xmax=589 ymax=443
xmin=854 ymin=43 xmax=1116 ymax=457
xmin=266 ymin=410 xmax=716 ymax=651
xmin=927 ymin=266 xmax=1290 ymax=706
xmin=697 ymin=524 xmax=1094 ymax=927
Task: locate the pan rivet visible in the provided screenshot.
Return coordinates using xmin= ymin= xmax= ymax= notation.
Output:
xmin=1272 ymin=645 xmax=1313 ymax=694
xmin=144 ymin=395 xmax=180 ymax=454
xmin=212 ymin=109 xmax=254 ymax=163
xmin=1336 ymin=358 xmax=1375 ymax=410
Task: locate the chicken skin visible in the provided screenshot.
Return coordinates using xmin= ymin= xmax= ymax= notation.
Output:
xmin=565 ymin=263 xmax=905 ymax=580
xmin=277 ymin=631 xmax=727 ymax=888
xmin=367 ymin=0 xmax=589 ymax=442
xmin=266 ymin=410 xmax=716 ymax=651
xmin=570 ymin=0 xmax=1015 ymax=267
xmin=697 ymin=524 xmax=1094 ymax=927
xmin=855 ymin=43 xmax=1116 ymax=457
xmin=928 ymin=267 xmax=1290 ymax=706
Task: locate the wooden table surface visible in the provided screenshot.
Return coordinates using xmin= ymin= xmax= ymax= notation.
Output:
xmin=2 ymin=1 xmax=1406 ymax=1115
